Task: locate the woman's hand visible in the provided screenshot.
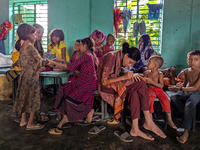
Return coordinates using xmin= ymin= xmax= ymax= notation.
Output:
xmin=123 ymin=71 xmax=134 ymax=80
xmin=133 ymin=73 xmax=143 ymax=82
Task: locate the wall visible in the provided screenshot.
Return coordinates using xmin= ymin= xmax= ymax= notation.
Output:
xmin=48 ymin=0 xmax=114 ymax=57
xmin=161 ymin=0 xmax=200 ymax=70
xmin=0 ymin=0 xmax=9 ymax=54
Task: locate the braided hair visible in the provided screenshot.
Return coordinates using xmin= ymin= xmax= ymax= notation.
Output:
xmin=81 ymin=37 xmax=98 ymax=69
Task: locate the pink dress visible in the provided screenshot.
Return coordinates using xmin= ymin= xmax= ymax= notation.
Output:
xmin=68 ymin=52 xmax=79 ymax=82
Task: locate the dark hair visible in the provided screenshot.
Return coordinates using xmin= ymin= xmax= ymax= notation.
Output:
xmin=76 ymin=39 xmax=81 ymax=43
xmin=122 ymin=42 xmax=141 ymax=61
xmin=49 ymin=29 xmax=64 ymax=48
xmin=33 ymin=23 xmax=44 ymax=30
xmin=188 ymin=50 xmax=200 ymax=57
xmin=15 ymin=23 xmax=36 ymax=51
xmin=150 ymin=55 xmax=164 ymax=68
xmin=81 ymin=37 xmax=98 ymax=69
xmin=107 ymin=33 xmax=115 ymax=41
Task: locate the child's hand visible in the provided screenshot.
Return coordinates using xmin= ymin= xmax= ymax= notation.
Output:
xmin=75 ymin=70 xmax=80 ymax=76
xmin=53 ymin=67 xmax=63 ymax=71
xmin=168 ymin=86 xmax=181 ymax=92
xmin=52 ymin=58 xmax=64 ymax=62
xmin=145 ymin=78 xmax=153 ymax=84
xmin=47 ymin=59 xmax=55 ymax=65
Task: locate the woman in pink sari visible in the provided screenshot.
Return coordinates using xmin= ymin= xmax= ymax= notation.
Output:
xmin=98 ymin=42 xmax=166 ymax=141
xmin=89 ymin=30 xmax=106 ymax=62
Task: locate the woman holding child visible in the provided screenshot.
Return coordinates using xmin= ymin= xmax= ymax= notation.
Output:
xmin=98 ymin=42 xmax=166 ymax=141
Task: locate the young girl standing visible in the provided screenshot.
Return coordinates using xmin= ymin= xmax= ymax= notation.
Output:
xmin=47 ymin=29 xmax=70 ymax=63
xmin=13 ymin=23 xmax=48 ymax=130
xmin=47 ymin=37 xmax=97 ymax=135
xmin=33 ymin=23 xmax=44 ymax=58
xmin=102 ymin=33 xmax=115 ymax=55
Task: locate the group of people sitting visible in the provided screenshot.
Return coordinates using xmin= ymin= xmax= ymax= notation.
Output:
xmin=10 ymin=23 xmax=200 ymax=144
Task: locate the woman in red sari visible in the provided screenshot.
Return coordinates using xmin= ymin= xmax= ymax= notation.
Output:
xmin=98 ymin=42 xmax=166 ymax=140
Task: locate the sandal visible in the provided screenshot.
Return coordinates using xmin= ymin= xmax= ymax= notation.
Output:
xmin=62 ymin=123 xmax=72 ymax=129
xmin=48 ymin=127 xmax=63 ymax=135
xmin=26 ymin=124 xmax=44 ymax=131
xmin=114 ymin=131 xmax=133 ymax=143
xmin=107 ymin=119 xmax=120 ymax=125
xmin=88 ymin=126 xmax=106 ymax=135
xmin=78 ymin=121 xmax=96 ymax=126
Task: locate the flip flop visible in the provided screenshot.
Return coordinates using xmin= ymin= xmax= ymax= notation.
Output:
xmin=107 ymin=119 xmax=120 ymax=125
xmin=48 ymin=128 xmax=63 ymax=135
xmin=88 ymin=126 xmax=106 ymax=135
xmin=114 ymin=131 xmax=133 ymax=143
xmin=26 ymin=124 xmax=44 ymax=131
xmin=62 ymin=123 xmax=72 ymax=129
xmin=78 ymin=121 xmax=96 ymax=126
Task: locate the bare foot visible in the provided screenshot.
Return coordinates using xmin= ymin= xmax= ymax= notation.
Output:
xmin=20 ymin=121 xmax=27 ymax=127
xmin=143 ymin=122 xmax=167 ymax=138
xmin=167 ymin=120 xmax=177 ymax=129
xmin=130 ymin=129 xmax=154 ymax=141
xmin=176 ymin=131 xmax=189 ymax=144
xmin=86 ymin=109 xmax=94 ymax=123
xmin=176 ymin=136 xmax=188 ymax=144
xmin=26 ymin=123 xmax=44 ymax=130
xmin=58 ymin=116 xmax=68 ymax=128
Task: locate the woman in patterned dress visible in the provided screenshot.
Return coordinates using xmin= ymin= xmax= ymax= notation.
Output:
xmin=98 ymin=42 xmax=166 ymax=140
xmin=13 ymin=23 xmax=48 ymax=130
xmin=47 ymin=37 xmax=97 ymax=134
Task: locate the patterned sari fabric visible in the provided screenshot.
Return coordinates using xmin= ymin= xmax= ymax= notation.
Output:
xmin=13 ymin=45 xmax=47 ymax=114
xmin=55 ymin=53 xmax=97 ymax=122
xmin=98 ymin=51 xmax=135 ymax=120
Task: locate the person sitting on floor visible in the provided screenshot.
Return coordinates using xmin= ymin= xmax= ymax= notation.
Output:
xmin=47 ymin=37 xmax=98 ymax=135
xmin=144 ymin=55 xmax=177 ymax=129
xmin=169 ymin=50 xmax=200 ymax=143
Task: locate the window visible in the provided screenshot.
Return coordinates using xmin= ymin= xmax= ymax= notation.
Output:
xmin=114 ymin=0 xmax=164 ymax=53
xmin=9 ymin=1 xmax=48 ymax=52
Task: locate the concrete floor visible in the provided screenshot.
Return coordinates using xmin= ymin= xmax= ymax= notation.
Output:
xmin=0 ymin=97 xmax=200 ymax=150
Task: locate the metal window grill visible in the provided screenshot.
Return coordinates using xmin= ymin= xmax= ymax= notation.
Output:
xmin=114 ymin=0 xmax=163 ymax=53
xmin=12 ymin=1 xmax=48 ymax=51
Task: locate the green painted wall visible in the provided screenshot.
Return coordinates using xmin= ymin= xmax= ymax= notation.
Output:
xmin=161 ymin=0 xmax=200 ymax=71
xmin=0 ymin=0 xmax=9 ymax=54
xmin=1 ymin=0 xmax=200 ymax=71
xmin=48 ymin=0 xmax=114 ymax=57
